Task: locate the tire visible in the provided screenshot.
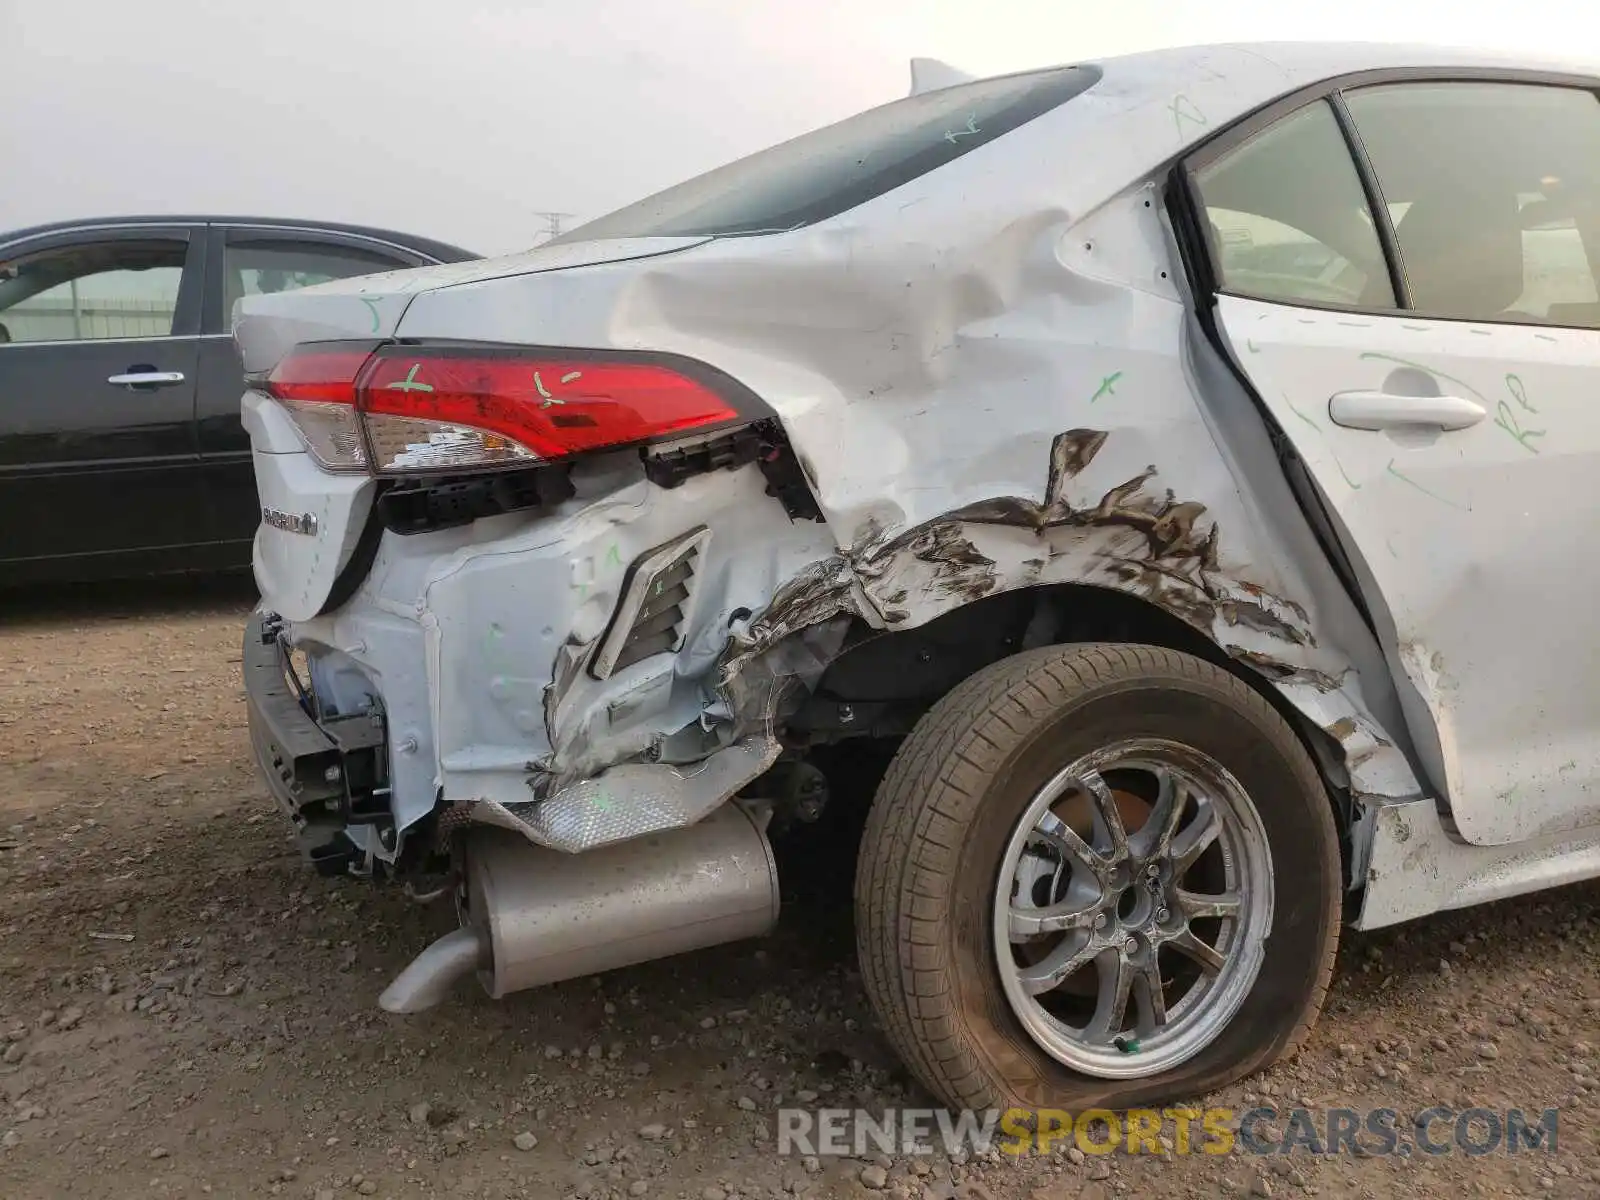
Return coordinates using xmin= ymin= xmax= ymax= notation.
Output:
xmin=854 ymin=642 xmax=1340 ymax=1112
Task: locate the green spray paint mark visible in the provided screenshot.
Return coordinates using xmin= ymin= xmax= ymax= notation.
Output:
xmin=592 ymin=791 xmax=614 ymax=813
xmin=1331 ymin=454 xmax=1362 ymax=490
xmin=943 ymin=114 xmax=980 ymax=144
xmin=359 ymin=297 xmax=381 ymax=333
xmin=1278 ymin=391 xmax=1357 ymax=487
xmin=1505 ymin=373 xmax=1536 ymax=414
xmin=1359 ymin=351 xmax=1478 ymax=401
xmin=1283 ymin=392 xmax=1320 ymax=433
xmin=1090 ymin=371 xmax=1123 ymax=403
xmin=534 ymin=370 xmax=564 ymax=409
xmin=605 ymin=544 xmax=623 ymax=569
xmin=386 ymin=363 xmax=434 ymax=393
xmin=1386 ymin=459 xmax=1470 ymax=511
xmin=1169 ymin=95 xmax=1208 ymax=136
xmin=1359 ymin=352 xmax=1544 ymax=455
xmin=1494 ymin=401 xmax=1544 ymax=454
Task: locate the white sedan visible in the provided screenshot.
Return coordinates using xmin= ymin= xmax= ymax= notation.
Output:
xmin=234 ymin=40 xmax=1600 ymax=1112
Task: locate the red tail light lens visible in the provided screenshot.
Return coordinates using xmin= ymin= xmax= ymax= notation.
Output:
xmin=261 ymin=343 xmax=756 ymax=476
xmin=265 ymin=347 xmax=371 ymax=405
xmin=361 ymin=355 xmax=740 ymax=467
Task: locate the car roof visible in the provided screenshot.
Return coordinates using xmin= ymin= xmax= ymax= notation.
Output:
xmin=889 ymin=39 xmax=1600 ymax=241
xmin=0 ymin=215 xmax=478 ymax=263
xmin=1082 ymin=39 xmax=1600 ymax=82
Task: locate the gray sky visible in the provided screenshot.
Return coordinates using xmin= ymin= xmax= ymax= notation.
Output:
xmin=3 ymin=0 xmax=1594 ymax=256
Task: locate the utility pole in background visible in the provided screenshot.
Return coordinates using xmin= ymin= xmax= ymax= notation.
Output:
xmin=533 ymin=211 xmax=577 ymax=244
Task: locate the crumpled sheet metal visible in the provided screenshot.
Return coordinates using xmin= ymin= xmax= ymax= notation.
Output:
xmin=714 ymin=410 xmax=1421 ymax=806
xmin=462 ymin=735 xmax=780 ymax=854
xmin=378 ymin=44 xmax=1479 ymax=808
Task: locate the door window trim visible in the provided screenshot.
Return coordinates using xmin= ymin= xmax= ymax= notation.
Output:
xmin=0 ymin=225 xmax=207 ymax=346
xmin=1175 ymin=65 xmax=1600 ymax=331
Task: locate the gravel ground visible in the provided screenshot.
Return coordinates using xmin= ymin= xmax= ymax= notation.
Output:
xmin=1 ymin=578 xmax=1597 ymax=1199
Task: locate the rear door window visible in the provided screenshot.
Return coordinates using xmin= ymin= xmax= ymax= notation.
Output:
xmin=1342 ymin=81 xmax=1600 ymax=327
xmin=1191 ymin=100 xmax=1396 ymax=310
xmin=560 ymin=65 xmax=1099 ymax=242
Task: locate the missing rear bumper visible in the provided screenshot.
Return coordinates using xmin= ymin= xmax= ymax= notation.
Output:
xmin=381 ymin=799 xmax=781 ymax=1012
xmin=460 ymin=734 xmax=781 ymax=854
xmin=242 ymin=612 xmax=392 ymax=859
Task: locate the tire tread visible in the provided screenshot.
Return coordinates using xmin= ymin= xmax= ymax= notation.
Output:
xmin=853 ymin=642 xmax=1340 ymax=1111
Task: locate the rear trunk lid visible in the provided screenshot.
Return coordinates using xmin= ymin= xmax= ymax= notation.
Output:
xmin=233 ymin=235 xmax=712 ymax=371
xmin=236 ymin=236 xmax=711 ymax=620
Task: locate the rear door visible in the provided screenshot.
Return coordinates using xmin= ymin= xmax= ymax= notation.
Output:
xmin=195 ymin=225 xmax=437 ymax=553
xmin=0 ymin=225 xmax=206 ymax=574
xmin=1186 ymin=74 xmax=1600 ymax=847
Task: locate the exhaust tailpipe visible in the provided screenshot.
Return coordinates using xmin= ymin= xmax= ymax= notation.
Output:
xmin=378 ymin=926 xmax=486 ymax=1014
xmin=379 ymin=801 xmax=779 ymax=1012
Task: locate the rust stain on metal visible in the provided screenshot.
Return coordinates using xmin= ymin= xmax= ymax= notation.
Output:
xmin=944 ymin=429 xmax=1111 ymax=529
xmin=735 ymin=554 xmax=860 ymax=658
xmin=1047 ymin=428 xmax=1111 ymax=507
xmin=936 ymin=430 xmax=1311 ymax=649
xmin=859 ymin=522 xmax=997 ymax=603
xmin=718 ymin=427 xmax=1317 ymax=695
xmin=1217 ymin=597 xmax=1312 ymax=647
xmin=1223 ymin=645 xmax=1344 ymax=691
xmin=1326 ymin=713 xmax=1392 ymax=749
xmin=1237 ymin=579 xmax=1310 ymax=625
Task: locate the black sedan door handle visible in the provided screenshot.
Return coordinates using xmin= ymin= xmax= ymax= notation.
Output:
xmin=108 ymin=369 xmax=186 ymax=389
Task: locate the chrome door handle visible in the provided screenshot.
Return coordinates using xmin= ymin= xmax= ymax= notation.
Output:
xmin=108 ymin=371 xmax=185 ymax=388
xmin=1328 ymin=390 xmax=1486 ymax=431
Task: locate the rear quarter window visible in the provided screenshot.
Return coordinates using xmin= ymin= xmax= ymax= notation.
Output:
xmin=559 ymin=65 xmax=1099 ymax=242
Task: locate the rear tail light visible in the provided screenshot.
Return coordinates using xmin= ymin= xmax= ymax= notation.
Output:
xmin=277 ymin=398 xmax=369 ymax=471
xmin=363 ymin=412 xmax=535 ymax=474
xmin=263 ymin=346 xmax=373 ymax=472
xmin=263 ymin=342 xmax=757 ymax=476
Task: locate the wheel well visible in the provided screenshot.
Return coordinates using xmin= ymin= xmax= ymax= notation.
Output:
xmin=781 ymin=583 xmax=1354 ymax=876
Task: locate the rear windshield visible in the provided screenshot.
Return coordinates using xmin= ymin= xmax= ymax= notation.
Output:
xmin=557 ymin=65 xmax=1099 ymax=243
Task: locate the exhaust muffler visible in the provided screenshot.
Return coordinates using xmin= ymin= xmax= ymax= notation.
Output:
xmin=379 ymin=801 xmax=779 ymax=1013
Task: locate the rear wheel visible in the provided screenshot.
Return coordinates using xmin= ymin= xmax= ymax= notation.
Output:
xmin=854 ymin=642 xmax=1340 ymax=1111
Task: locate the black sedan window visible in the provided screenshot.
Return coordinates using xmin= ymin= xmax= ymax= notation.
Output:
xmin=0 ymin=241 xmax=186 ymax=343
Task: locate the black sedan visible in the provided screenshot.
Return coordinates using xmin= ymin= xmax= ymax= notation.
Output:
xmin=0 ymin=215 xmax=476 ymax=585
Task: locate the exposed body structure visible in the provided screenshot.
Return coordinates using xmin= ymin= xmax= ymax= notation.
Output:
xmin=239 ymin=42 xmax=1600 ymax=1109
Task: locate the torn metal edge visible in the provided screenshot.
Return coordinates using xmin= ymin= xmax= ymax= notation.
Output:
xmin=461 ymin=734 xmax=781 ymax=854
xmin=710 ymin=426 xmax=1414 ymax=830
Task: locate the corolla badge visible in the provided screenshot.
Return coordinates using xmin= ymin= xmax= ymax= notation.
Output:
xmin=261 ymin=506 xmax=319 ymax=536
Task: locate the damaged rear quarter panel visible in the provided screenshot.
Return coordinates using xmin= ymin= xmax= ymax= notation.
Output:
xmin=683 ymin=187 xmax=1422 ymax=808
xmin=390 ymin=46 xmax=1426 ymax=810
